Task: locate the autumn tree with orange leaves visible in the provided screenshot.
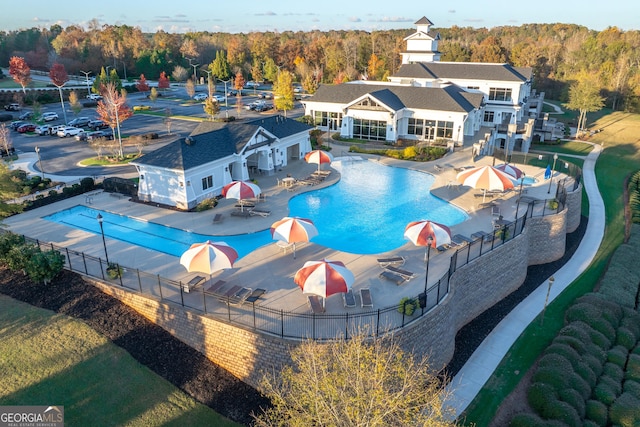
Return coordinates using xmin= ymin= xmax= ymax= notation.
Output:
xmin=96 ymin=83 xmax=133 ymax=159
xmin=158 ymin=71 xmax=170 ymax=91
xmin=49 ymin=63 xmax=70 ymax=124
xmin=9 ymin=57 xmax=31 ymax=95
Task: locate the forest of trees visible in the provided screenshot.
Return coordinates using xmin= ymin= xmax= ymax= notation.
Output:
xmin=1 ymin=21 xmax=639 ymax=112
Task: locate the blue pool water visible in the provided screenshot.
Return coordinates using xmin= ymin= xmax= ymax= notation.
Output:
xmin=515 ymin=176 xmax=538 ymax=186
xmin=45 ymin=160 xmax=468 ymax=257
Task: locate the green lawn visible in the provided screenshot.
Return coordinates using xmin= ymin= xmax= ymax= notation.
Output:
xmin=0 ymin=79 xmax=49 ymax=89
xmin=0 ymin=295 xmax=239 ymax=427
xmin=461 ymin=111 xmax=640 ymax=425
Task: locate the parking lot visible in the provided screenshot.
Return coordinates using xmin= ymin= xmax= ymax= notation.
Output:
xmin=4 ymin=84 xmax=306 ymax=179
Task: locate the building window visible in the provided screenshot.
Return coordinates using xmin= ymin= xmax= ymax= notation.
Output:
xmin=408 ymin=118 xmax=437 ymax=140
xmin=467 ymin=86 xmax=480 ymax=90
xmin=484 ymin=111 xmax=495 ymax=123
xmin=201 ymin=175 xmax=213 ymax=190
xmin=353 ymin=118 xmax=386 ymax=141
xmin=314 ymin=111 xmax=343 ymax=128
xmin=489 ymin=87 xmax=512 ymax=102
xmin=436 ymin=121 xmax=454 ymax=139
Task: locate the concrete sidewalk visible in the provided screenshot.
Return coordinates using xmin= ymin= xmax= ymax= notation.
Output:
xmin=444 ymin=143 xmax=604 ymax=418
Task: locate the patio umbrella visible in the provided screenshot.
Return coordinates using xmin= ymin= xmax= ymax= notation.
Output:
xmin=495 ymin=163 xmax=524 ymax=180
xmin=179 ymin=240 xmax=238 ymax=284
xmin=222 ymin=180 xmax=261 ymax=211
xmin=456 ymin=165 xmax=515 ymax=202
xmin=294 ymin=259 xmax=354 ymax=308
xmin=304 ymin=150 xmax=334 ymax=173
xmin=404 ymin=220 xmax=452 ymax=294
xmin=270 ymin=216 xmax=318 ymax=259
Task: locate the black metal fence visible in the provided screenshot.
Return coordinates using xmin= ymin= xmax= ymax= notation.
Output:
xmin=9 ymin=173 xmax=578 ymax=340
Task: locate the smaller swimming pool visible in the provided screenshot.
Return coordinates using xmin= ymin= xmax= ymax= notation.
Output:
xmin=516 ymin=176 xmax=538 ymax=186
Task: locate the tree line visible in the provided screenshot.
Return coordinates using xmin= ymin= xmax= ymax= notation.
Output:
xmin=1 ymin=21 xmax=639 ymax=111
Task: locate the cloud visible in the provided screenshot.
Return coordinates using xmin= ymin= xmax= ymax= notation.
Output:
xmin=255 ymin=11 xmax=277 ymax=16
xmin=448 ymin=10 xmax=456 ymax=14
xmin=349 ymin=16 xmax=361 ymax=23
xmin=372 ymin=16 xmax=414 ymax=23
xmin=32 ymin=17 xmax=51 ymax=24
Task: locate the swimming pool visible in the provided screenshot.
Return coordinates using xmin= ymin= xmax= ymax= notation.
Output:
xmin=515 ymin=176 xmax=538 ymax=186
xmin=45 ymin=159 xmax=468 ymax=258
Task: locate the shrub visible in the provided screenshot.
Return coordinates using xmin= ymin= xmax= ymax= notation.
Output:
xmin=0 ymin=232 xmax=26 ymax=261
xmin=585 ymin=399 xmax=608 ymax=426
xmin=5 ymin=242 xmax=39 ymax=272
xmin=538 ymin=353 xmax=573 ymax=372
xmin=397 ymin=297 xmax=418 ymax=315
xmin=608 ymin=345 xmax=629 ymax=368
xmin=106 ymin=263 xmax=123 ymax=279
xmin=141 ymin=132 xmax=159 ymax=140
xmin=616 ymin=327 xmax=637 ymax=350
xmin=569 ymin=371 xmax=593 ymax=399
xmin=527 ymin=382 xmax=557 ymax=413
xmin=80 ymin=177 xmax=95 ymax=192
xmin=195 ymin=198 xmax=217 ymax=212
xmin=559 ymin=388 xmax=586 ymax=418
xmin=625 ymin=354 xmax=640 ymax=382
xmin=582 ymin=421 xmax=602 ymax=427
xmin=402 ymin=146 xmax=417 ymax=159
xmin=583 ymin=353 xmax=605 ymax=377
xmin=574 ymin=359 xmax=598 ymax=388
xmin=623 ymin=380 xmax=640 ymax=400
xmin=554 ymin=335 xmax=588 ymax=355
xmin=609 ymin=393 xmax=640 ymax=426
xmin=532 ymin=366 xmax=570 ymax=391
xmin=545 ymin=343 xmax=582 ymax=367
xmin=594 ymin=376 xmax=621 ymax=405
xmin=603 ymin=362 xmax=625 ymax=383
xmin=25 ymin=249 xmax=65 ymax=284
xmin=621 ymin=314 xmax=640 ymax=341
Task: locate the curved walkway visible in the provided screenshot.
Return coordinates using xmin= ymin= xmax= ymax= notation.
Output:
xmin=445 ymin=143 xmax=605 ymax=418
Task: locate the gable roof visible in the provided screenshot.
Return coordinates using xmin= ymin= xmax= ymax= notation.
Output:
xmin=305 ymin=83 xmax=484 ymax=114
xmin=392 ymin=62 xmax=532 ymax=82
xmin=133 ymin=115 xmax=312 ymax=171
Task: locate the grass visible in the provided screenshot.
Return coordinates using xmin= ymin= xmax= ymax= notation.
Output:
xmin=0 ymin=294 xmax=239 ymax=426
xmin=461 ymin=110 xmax=639 ymax=426
xmin=79 ymin=154 xmax=141 ymax=166
xmin=0 ymin=79 xmax=49 ymax=89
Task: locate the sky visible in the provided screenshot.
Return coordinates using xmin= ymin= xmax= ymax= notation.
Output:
xmin=2 ymin=0 xmax=639 ymax=34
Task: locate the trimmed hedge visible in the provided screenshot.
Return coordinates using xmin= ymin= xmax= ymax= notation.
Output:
xmin=585 ymin=399 xmax=608 ymax=426
xmin=609 ymin=393 xmax=640 ymax=426
xmin=623 ymin=379 xmax=640 ymax=400
xmin=594 ymin=375 xmax=621 ymax=405
xmin=608 ymin=345 xmax=630 ymax=368
xmin=625 ymin=354 xmax=640 ymax=382
xmin=559 ymin=388 xmax=586 ymax=418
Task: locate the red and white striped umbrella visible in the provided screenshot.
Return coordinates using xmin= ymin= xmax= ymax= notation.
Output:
xmin=294 ymin=259 xmax=354 ymax=301
xmin=304 ymin=150 xmax=334 ymax=172
xmin=222 ymin=181 xmax=261 ymax=211
xmin=179 ymin=241 xmax=238 ymax=276
xmin=495 ymin=163 xmax=524 ymax=179
xmin=270 ymin=216 xmax=318 ymax=258
xmin=404 ymin=220 xmax=452 ymax=259
xmin=456 ymin=165 xmax=515 ymax=202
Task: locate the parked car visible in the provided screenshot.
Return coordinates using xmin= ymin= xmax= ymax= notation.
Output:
xmin=9 ymin=120 xmax=26 ymax=131
xmin=16 ymin=123 xmax=36 ymax=133
xmin=4 ymin=103 xmax=21 ymax=111
xmin=35 ymin=124 xmax=53 ymax=135
xmin=227 ymin=90 xmax=238 ymax=97
xmin=57 ymin=126 xmax=84 ymax=138
xmin=86 ymin=93 xmax=103 ymax=100
xmin=18 ymin=111 xmax=33 ymax=121
xmin=193 ymin=93 xmax=207 ymax=101
xmin=88 ymin=119 xmax=108 ymax=130
xmin=49 ymin=125 xmax=65 ymax=135
xmin=255 ymin=103 xmax=273 ymax=112
xmin=213 ymin=94 xmax=226 ymax=102
xmin=245 ymin=100 xmax=265 ymax=110
xmin=86 ymin=129 xmax=114 ymax=142
xmin=244 ymin=81 xmax=260 ymax=88
xmin=133 ymin=105 xmax=151 ymax=111
xmin=67 ymin=117 xmax=91 ymax=127
xmin=258 ymin=92 xmax=273 ymax=99
xmin=42 ymin=112 xmax=59 ymax=122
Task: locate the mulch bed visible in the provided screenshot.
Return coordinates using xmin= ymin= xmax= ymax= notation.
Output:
xmin=0 ymin=268 xmax=269 ymax=426
xmin=0 ymin=217 xmax=587 ymax=425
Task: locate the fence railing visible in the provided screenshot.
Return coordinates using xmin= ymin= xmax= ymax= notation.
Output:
xmin=7 ymin=182 xmax=575 ymax=340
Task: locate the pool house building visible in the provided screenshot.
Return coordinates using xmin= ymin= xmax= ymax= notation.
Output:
xmin=132 ymin=116 xmax=313 ymax=210
xmin=302 ymin=16 xmax=542 ymax=154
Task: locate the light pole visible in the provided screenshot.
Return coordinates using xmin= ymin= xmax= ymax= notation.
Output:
xmin=34 ymin=146 xmax=44 ymax=179
xmin=547 ymin=153 xmax=559 ymax=194
xmin=97 ymin=213 xmax=110 ymax=264
xmin=80 ymin=70 xmax=92 ymax=95
xmin=541 ymin=276 xmax=555 ymax=325
xmin=515 ymin=172 xmax=525 ymax=221
xmin=221 ymin=78 xmax=231 ymax=116
xmin=187 ymin=58 xmax=199 ymax=86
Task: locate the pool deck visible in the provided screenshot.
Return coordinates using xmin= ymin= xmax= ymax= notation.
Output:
xmin=2 ymin=146 xmax=561 ymax=315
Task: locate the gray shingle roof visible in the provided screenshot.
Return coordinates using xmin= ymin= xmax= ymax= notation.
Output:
xmin=392 ymin=62 xmax=532 ymax=82
xmin=305 ymin=83 xmax=484 ymax=113
xmin=134 ymin=116 xmax=312 ymax=171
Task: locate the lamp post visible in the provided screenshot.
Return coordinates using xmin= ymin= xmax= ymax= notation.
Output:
xmin=34 ymin=146 xmax=44 ymax=179
xmin=547 ymin=153 xmax=559 ymax=194
xmin=515 ymin=172 xmax=525 ymax=221
xmin=424 ymin=236 xmax=433 ymax=294
xmin=541 ymin=276 xmax=555 ymax=325
xmin=97 ymin=213 xmax=110 ymax=264
xmin=221 ymin=78 xmax=231 ymax=116
xmin=80 ymin=70 xmax=92 ymax=95
xmin=187 ymin=58 xmax=199 ymax=86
